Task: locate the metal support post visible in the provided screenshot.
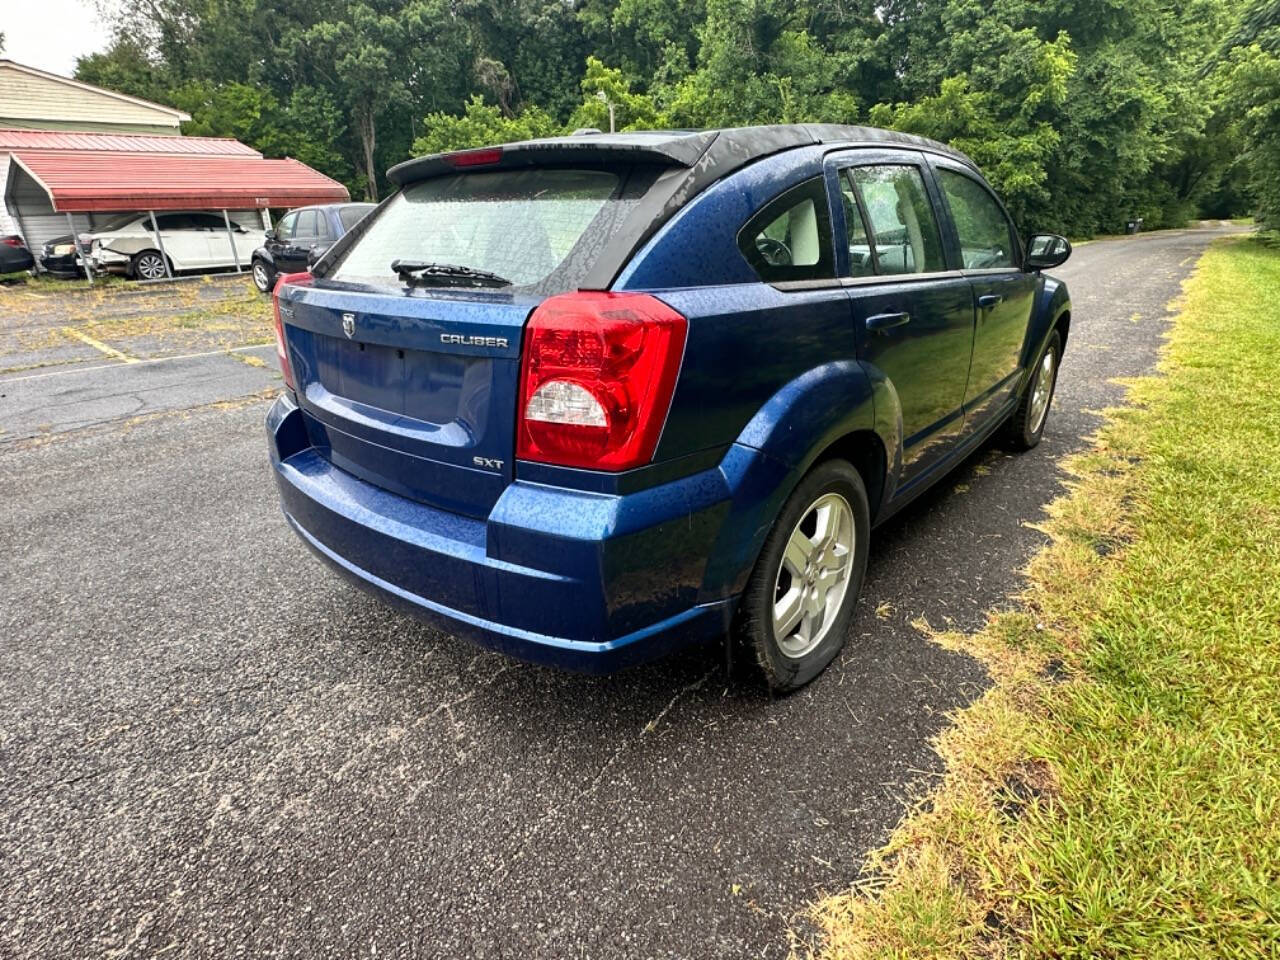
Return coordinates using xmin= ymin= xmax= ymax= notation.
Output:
xmin=66 ymin=212 xmax=94 ymax=287
xmin=147 ymin=210 xmax=174 ymax=280
xmin=222 ymin=208 xmax=242 ymax=272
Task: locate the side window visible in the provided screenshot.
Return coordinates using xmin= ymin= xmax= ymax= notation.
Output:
xmin=192 ymin=213 xmax=226 ymax=230
xmin=838 ymin=175 xmax=875 ymax=278
xmin=737 ymin=177 xmax=835 ymax=283
xmin=937 ymin=169 xmax=1017 ymax=269
xmin=155 ymin=213 xmax=191 ymax=230
xmin=295 ymin=209 xmax=321 ymax=240
xmin=849 ymin=165 xmax=946 ymax=275
xmin=275 ymin=213 xmax=297 ymax=241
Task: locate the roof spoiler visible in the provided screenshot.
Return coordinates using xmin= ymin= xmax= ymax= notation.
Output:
xmin=386 ymin=131 xmax=720 ymax=188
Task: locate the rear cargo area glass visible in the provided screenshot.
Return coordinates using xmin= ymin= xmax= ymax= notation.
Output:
xmin=330 ymin=169 xmax=620 ymax=287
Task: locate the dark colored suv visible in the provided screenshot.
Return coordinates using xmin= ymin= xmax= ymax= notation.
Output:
xmin=265 ymin=125 xmax=1072 ymax=691
xmin=252 ymin=203 xmax=375 ymax=292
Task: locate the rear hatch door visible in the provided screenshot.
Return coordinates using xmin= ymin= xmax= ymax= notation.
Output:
xmin=282 ymin=285 xmax=530 ymax=518
xmin=279 ymin=165 xmax=646 ymax=519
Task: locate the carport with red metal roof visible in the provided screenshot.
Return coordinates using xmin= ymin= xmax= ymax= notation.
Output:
xmin=0 ymin=129 xmax=348 ymax=283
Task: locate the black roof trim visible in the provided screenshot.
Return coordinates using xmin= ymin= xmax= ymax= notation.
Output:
xmin=387 ymin=124 xmax=973 ymax=189
xmin=387 ymin=130 xmax=721 ymax=187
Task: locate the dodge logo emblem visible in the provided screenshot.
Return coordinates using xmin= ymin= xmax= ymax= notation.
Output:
xmin=342 ymin=313 xmax=355 ymax=338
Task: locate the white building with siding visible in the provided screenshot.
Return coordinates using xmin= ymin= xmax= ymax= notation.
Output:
xmin=0 ymin=59 xmax=191 ymax=239
xmin=0 ymin=60 xmax=189 ymax=136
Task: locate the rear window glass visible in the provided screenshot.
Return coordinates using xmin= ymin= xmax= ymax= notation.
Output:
xmin=338 ymin=205 xmax=374 ymax=232
xmin=330 ymin=170 xmax=621 ymax=288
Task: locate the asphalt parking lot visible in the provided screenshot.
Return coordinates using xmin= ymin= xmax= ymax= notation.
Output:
xmin=0 ymin=226 xmax=1246 ymax=959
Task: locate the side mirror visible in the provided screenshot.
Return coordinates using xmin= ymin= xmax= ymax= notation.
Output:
xmin=264 ymin=230 xmax=277 ymax=242
xmin=1025 ymin=233 xmax=1071 ymax=271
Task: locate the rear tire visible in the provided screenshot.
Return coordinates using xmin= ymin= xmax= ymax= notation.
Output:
xmin=251 ymin=258 xmax=275 ymax=293
xmin=131 ymin=249 xmax=168 ymax=281
xmin=1003 ymin=330 xmax=1062 ymax=450
xmin=734 ymin=459 xmax=870 ymax=693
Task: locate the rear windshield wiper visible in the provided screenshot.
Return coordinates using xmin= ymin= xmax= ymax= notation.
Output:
xmin=391 ymin=260 xmax=512 ymax=288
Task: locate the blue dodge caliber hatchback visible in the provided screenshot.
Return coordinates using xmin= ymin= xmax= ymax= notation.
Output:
xmin=267 ymin=124 xmax=1072 ymax=691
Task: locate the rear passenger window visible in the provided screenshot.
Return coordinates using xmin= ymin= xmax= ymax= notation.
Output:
xmin=839 ymin=176 xmax=875 ymax=277
xmin=295 ymin=209 xmax=321 ymax=240
xmin=738 ymin=177 xmax=834 ymax=284
xmin=937 ymin=169 xmax=1017 ymax=269
xmin=849 ymin=166 xmax=945 ymax=275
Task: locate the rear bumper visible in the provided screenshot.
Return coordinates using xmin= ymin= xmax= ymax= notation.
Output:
xmin=89 ymin=248 xmax=131 ymax=274
xmin=267 ymin=393 xmax=739 ymax=672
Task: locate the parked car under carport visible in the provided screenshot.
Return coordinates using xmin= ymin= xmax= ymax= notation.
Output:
xmin=2 ymin=131 xmax=349 ymax=285
xmin=86 ymin=211 xmax=264 ymax=279
xmin=0 ymin=233 xmax=35 ymax=274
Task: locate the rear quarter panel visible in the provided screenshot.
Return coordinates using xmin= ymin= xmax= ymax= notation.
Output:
xmin=615 ymin=147 xmax=897 ymax=598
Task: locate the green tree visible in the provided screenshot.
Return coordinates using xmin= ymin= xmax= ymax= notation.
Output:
xmin=412 ymin=95 xmax=559 ymax=154
xmin=871 ymin=30 xmax=1075 ymax=230
xmin=76 ymin=0 xmax=1258 ymax=231
xmin=661 ymin=0 xmax=867 ymax=127
xmin=872 ymin=0 xmax=1237 ymax=235
xmin=569 ymin=57 xmax=661 ymax=131
xmin=577 ymin=0 xmax=706 ymax=88
xmin=1214 ymin=0 xmax=1280 ymax=229
xmin=75 ymin=37 xmax=174 ymax=105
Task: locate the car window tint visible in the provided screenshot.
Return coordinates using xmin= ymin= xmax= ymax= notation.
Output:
xmin=276 ymin=213 xmax=297 ymax=241
xmin=737 ymin=177 xmax=835 ymax=283
xmin=839 ymin=174 xmax=875 ymax=278
xmin=155 ymin=214 xmax=191 ymax=230
xmin=191 ymin=213 xmax=223 ymax=229
xmin=850 ymin=165 xmax=945 ymax=275
xmin=338 ymin=205 xmax=373 ymax=232
xmin=98 ymin=213 xmax=142 ymax=232
xmin=938 ymin=169 xmax=1017 ymax=269
xmin=331 ymin=169 xmax=621 ymax=289
xmin=295 ymin=209 xmax=321 ymax=239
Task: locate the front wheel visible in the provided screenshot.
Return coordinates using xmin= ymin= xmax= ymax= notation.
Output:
xmin=734 ymin=459 xmax=871 ymax=693
xmin=1004 ymin=330 xmax=1062 ymax=450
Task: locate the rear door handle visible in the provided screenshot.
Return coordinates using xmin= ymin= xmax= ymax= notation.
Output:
xmin=866 ymin=311 xmax=911 ymax=333
xmin=977 ymin=294 xmax=1004 ymax=309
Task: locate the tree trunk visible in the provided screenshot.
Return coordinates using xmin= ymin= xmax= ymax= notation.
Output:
xmin=357 ymin=105 xmax=378 ymax=202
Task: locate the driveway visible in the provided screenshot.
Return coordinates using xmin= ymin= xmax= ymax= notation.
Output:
xmin=0 ymin=226 xmax=1244 ymax=959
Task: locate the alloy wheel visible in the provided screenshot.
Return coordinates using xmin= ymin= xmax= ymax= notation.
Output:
xmin=1029 ymin=347 xmax=1056 ymax=433
xmin=136 ymin=253 xmax=166 ymax=280
xmin=252 ymin=261 xmax=270 ymax=292
xmin=771 ymin=492 xmax=855 ymax=659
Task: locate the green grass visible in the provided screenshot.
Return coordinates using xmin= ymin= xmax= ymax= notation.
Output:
xmin=0 ymin=270 xmax=130 ymax=291
xmin=808 ymin=236 xmax=1280 ymax=959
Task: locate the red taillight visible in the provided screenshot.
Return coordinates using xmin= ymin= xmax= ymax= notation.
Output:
xmin=517 ymin=292 xmax=688 ymax=471
xmin=1 ymin=235 xmax=22 ymax=247
xmin=444 ymin=147 xmax=503 ymax=167
xmin=272 ymin=271 xmax=312 ymax=391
